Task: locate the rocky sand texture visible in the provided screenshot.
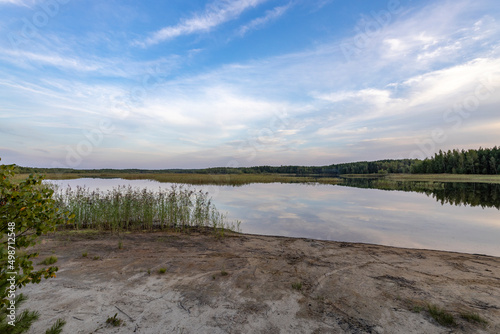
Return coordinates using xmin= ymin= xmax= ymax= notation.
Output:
xmin=20 ymin=230 xmax=500 ymax=333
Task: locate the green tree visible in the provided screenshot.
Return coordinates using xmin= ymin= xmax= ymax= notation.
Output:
xmin=1 ymin=159 xmax=72 ymax=333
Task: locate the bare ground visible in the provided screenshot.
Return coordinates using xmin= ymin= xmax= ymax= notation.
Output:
xmin=20 ymin=229 xmax=500 ymax=333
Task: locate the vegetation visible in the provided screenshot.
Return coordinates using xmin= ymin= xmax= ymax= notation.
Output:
xmin=14 ymin=159 xmax=417 ymax=181
xmin=411 ymin=147 xmax=500 ymax=174
xmin=158 ymin=268 xmax=167 ymax=274
xmin=384 ymin=173 xmax=500 ymax=184
xmin=39 ymin=256 xmax=58 ymax=266
xmin=460 ymin=311 xmax=488 ymax=325
xmin=427 ymin=304 xmax=455 ymax=327
xmin=291 ymin=282 xmax=303 ymax=291
xmin=106 ymin=313 xmax=123 ymax=327
xmin=1 ymin=159 xmax=72 ymax=333
xmin=38 ymin=172 xmax=340 ymax=186
xmin=50 ymin=184 xmax=239 ymax=233
xmin=341 ymin=178 xmax=500 ymax=209
xmin=44 ymin=319 xmax=66 ymax=334
xmin=10 ymin=147 xmax=499 ymax=186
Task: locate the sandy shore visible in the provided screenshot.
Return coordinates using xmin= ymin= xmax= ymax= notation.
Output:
xmin=19 ymin=230 xmax=500 ymax=333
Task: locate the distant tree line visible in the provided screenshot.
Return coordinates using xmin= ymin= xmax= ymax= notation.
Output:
xmin=15 ymin=160 xmax=418 ymax=176
xmin=13 ymin=147 xmax=499 ymax=176
xmin=410 ymin=147 xmax=500 ymax=174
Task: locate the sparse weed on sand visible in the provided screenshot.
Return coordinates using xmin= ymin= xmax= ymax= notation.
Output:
xmin=427 ymin=304 xmax=455 ymax=327
xmin=39 ymin=255 xmax=58 ymax=265
xmin=460 ymin=311 xmax=488 ymax=325
xmin=291 ymin=282 xmax=303 ymax=291
xmin=106 ymin=313 xmax=123 ymax=327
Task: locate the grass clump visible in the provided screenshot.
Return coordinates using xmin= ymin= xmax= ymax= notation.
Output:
xmin=460 ymin=311 xmax=488 ymax=325
xmin=118 ymin=240 xmax=123 ymax=249
xmin=92 ymin=256 xmax=100 ymax=260
xmin=427 ymin=304 xmax=455 ymax=327
xmin=82 ymin=252 xmax=88 ymax=257
xmin=412 ymin=305 xmax=424 ymax=313
xmin=291 ymin=282 xmax=303 ymax=291
xmin=39 ymin=255 xmax=58 ymax=265
xmin=106 ymin=313 xmax=123 ymax=327
xmin=158 ymin=267 xmax=167 ymax=274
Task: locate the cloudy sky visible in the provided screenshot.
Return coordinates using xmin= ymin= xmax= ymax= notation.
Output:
xmin=1 ymin=0 xmax=499 ymax=169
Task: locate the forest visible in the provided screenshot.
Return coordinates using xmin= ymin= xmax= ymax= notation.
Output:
xmin=410 ymin=147 xmax=500 ymax=175
xmin=13 ymin=147 xmax=499 ymax=176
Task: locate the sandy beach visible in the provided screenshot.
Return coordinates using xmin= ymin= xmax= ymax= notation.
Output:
xmin=20 ymin=230 xmax=500 ymax=333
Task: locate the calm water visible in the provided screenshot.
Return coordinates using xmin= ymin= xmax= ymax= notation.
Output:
xmin=46 ymin=178 xmax=500 ymax=257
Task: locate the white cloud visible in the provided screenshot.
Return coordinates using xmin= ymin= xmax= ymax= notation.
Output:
xmin=401 ymin=57 xmax=500 ymax=108
xmin=238 ymin=2 xmax=292 ymax=36
xmin=136 ymin=0 xmax=269 ymax=47
xmin=0 ymin=0 xmax=32 ymax=5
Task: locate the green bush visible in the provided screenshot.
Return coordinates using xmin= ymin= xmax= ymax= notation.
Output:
xmin=0 ymin=159 xmax=73 ymax=332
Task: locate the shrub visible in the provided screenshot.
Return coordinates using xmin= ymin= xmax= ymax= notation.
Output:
xmin=0 ymin=159 xmax=72 ymax=332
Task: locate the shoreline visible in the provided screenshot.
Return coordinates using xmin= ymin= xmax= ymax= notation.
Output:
xmin=21 ymin=230 xmax=500 ymax=333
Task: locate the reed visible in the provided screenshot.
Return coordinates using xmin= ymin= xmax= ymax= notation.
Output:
xmin=50 ymin=184 xmax=238 ymax=233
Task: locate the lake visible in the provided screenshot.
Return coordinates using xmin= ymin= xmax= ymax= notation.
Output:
xmin=46 ymin=178 xmax=500 ymax=257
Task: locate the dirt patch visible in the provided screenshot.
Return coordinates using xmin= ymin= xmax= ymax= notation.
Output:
xmin=20 ymin=230 xmax=500 ymax=333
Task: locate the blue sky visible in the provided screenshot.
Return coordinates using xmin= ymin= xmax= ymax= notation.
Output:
xmin=1 ymin=0 xmax=499 ymax=169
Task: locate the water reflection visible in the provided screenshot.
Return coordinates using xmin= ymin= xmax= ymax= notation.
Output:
xmin=340 ymin=179 xmax=500 ymax=210
xmin=45 ymin=178 xmax=500 ymax=257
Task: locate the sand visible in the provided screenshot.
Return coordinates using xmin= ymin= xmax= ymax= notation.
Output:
xmin=19 ymin=230 xmax=500 ymax=333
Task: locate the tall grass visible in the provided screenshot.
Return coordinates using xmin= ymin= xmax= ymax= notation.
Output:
xmin=51 ymin=184 xmax=238 ymax=233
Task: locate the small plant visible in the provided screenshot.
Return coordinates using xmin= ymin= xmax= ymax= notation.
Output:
xmin=82 ymin=252 xmax=88 ymax=257
xmin=39 ymin=255 xmax=58 ymax=265
xmin=45 ymin=318 xmax=66 ymax=334
xmin=412 ymin=305 xmax=424 ymax=313
xmin=92 ymin=256 xmax=100 ymax=260
xmin=118 ymin=240 xmax=123 ymax=249
xmin=460 ymin=311 xmax=488 ymax=325
xmin=147 ymin=269 xmax=151 ymax=275
xmin=427 ymin=304 xmax=455 ymax=327
xmin=292 ymin=282 xmax=303 ymax=291
xmin=106 ymin=313 xmax=123 ymax=327
xmin=220 ymin=270 xmax=228 ymax=276
xmin=158 ymin=267 xmax=167 ymax=274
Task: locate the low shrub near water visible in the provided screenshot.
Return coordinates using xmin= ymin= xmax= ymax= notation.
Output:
xmin=49 ymin=184 xmax=239 ymax=233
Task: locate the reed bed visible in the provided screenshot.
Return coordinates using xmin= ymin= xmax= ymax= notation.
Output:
xmin=40 ymin=172 xmax=340 ymax=186
xmin=50 ymin=184 xmax=239 ymax=233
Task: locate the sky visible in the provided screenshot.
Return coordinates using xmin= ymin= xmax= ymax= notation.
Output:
xmin=0 ymin=0 xmax=499 ymax=169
